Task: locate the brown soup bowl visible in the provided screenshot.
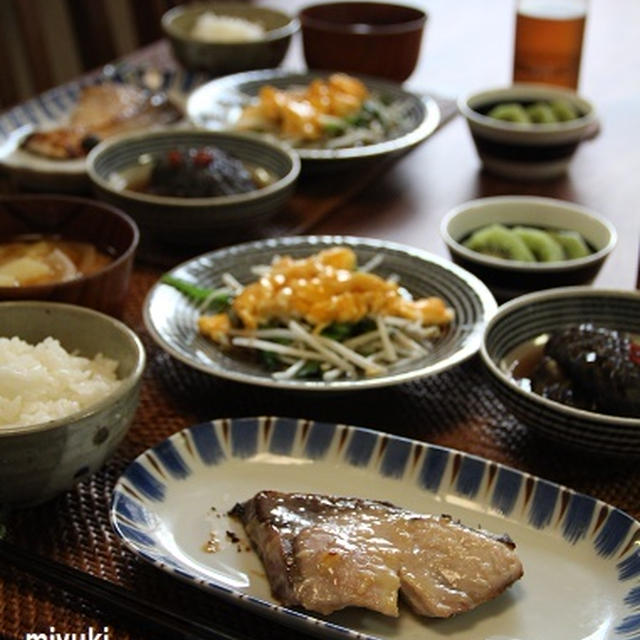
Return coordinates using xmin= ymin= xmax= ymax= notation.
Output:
xmin=300 ymin=2 xmax=427 ymax=82
xmin=0 ymin=195 xmax=139 ymax=317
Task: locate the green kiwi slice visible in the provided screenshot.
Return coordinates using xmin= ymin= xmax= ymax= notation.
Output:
xmin=549 ymin=99 xmax=579 ymax=122
xmin=486 ymin=103 xmax=531 ymax=123
xmin=512 ymin=226 xmax=565 ymax=262
xmin=463 ymin=224 xmax=536 ymax=261
xmin=526 ymin=102 xmax=558 ymax=124
xmin=550 ymin=230 xmax=592 ymax=259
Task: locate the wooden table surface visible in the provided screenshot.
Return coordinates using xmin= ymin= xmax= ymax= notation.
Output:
xmin=271 ymin=0 xmax=640 ymax=289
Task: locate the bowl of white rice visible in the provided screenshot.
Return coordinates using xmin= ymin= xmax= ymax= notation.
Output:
xmin=0 ymin=301 xmax=145 ymax=506
xmin=162 ymin=2 xmax=298 ymax=75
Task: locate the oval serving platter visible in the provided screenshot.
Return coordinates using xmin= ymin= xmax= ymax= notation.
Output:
xmin=143 ymin=235 xmax=497 ymax=391
xmin=186 ymin=69 xmax=440 ymax=170
xmin=111 ymin=416 xmax=640 ymax=640
xmin=0 ymin=65 xmax=209 ymax=192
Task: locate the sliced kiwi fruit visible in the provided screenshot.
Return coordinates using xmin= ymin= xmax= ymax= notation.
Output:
xmin=526 ymin=102 xmax=557 ymax=124
xmin=512 ymin=226 xmax=565 ymax=262
xmin=486 ymin=103 xmax=530 ymax=123
xmin=463 ymin=224 xmax=536 ymax=261
xmin=550 ymin=99 xmax=579 ymax=122
xmin=550 ymin=230 xmax=592 ymax=259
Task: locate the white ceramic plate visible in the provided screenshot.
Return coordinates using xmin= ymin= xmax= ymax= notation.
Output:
xmin=0 ymin=65 xmax=207 ymax=191
xmin=186 ymin=70 xmax=440 ymax=170
xmin=143 ymin=235 xmax=497 ymax=391
xmin=111 ymin=417 xmax=640 ymax=640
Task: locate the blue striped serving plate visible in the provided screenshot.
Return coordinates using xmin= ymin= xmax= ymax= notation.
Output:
xmin=111 ymin=416 xmax=640 ymax=640
xmin=481 ymin=287 xmax=640 ymax=458
xmin=0 ymin=65 xmax=210 ymax=192
xmin=143 ymin=235 xmax=497 ymax=391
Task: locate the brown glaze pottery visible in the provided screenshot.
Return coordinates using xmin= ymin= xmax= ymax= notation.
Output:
xmin=300 ymin=2 xmax=426 ymax=82
xmin=0 ymin=195 xmax=138 ymax=317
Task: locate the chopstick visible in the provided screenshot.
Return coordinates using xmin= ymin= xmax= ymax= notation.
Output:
xmin=0 ymin=540 xmax=255 ymax=640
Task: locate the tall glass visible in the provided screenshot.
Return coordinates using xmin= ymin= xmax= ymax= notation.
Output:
xmin=513 ymin=0 xmax=587 ymax=89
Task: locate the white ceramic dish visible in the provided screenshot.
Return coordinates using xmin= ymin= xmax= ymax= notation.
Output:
xmin=440 ymin=195 xmax=617 ymax=301
xmin=111 ymin=416 xmax=640 ymax=640
xmin=0 ymin=66 xmax=205 ymax=192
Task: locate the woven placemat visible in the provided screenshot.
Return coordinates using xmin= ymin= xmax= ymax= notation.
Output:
xmin=1 ymin=266 xmax=639 ymax=640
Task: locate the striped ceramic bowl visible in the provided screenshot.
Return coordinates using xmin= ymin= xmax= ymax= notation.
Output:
xmin=87 ymin=128 xmax=300 ymax=245
xmin=459 ymin=84 xmax=596 ymax=181
xmin=481 ymin=287 xmax=640 ymax=457
xmin=144 ymin=235 xmax=497 ymax=391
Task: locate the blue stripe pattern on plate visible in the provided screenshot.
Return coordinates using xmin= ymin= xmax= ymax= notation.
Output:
xmin=418 ymin=446 xmax=449 ymax=492
xmin=595 ymin=509 xmax=635 ymax=558
xmin=113 ymin=492 xmax=154 ymax=528
xmin=455 ymin=456 xmax=485 ymax=498
xmin=116 ymin=523 xmax=156 ymax=548
xmin=492 ymin=467 xmax=523 ymax=516
xmin=563 ymin=494 xmax=596 ymax=544
xmin=190 ymin=421 xmax=226 ymax=465
xmin=109 ymin=417 xmax=640 ymax=640
xmin=123 ymin=461 xmax=166 ymax=502
xmin=380 ymin=438 xmax=412 ymax=478
xmin=345 ymin=429 xmax=378 ymax=467
xmin=231 ymin=417 xmax=260 ymax=458
xmin=304 ymin=421 xmax=336 ymax=459
xmin=154 ymin=439 xmax=191 ymax=479
xmin=269 ymin=417 xmax=298 ymax=456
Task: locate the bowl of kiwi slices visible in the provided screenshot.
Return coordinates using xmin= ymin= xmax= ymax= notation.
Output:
xmin=458 ymin=84 xmax=596 ymax=180
xmin=440 ymin=195 xmax=616 ymax=301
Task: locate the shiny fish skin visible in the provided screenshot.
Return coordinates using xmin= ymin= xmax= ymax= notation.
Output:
xmin=230 ymin=491 xmax=523 ymax=618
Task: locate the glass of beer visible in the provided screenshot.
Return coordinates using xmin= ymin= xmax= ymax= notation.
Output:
xmin=513 ymin=0 xmax=587 ymax=89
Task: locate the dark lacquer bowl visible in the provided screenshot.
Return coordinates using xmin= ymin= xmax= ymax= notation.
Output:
xmin=0 ymin=195 xmax=138 ymax=317
xmin=163 ymin=2 xmax=299 ymax=75
xmin=440 ymin=196 xmax=616 ymax=302
xmin=458 ymin=84 xmax=597 ymax=180
xmin=481 ymin=287 xmax=640 ymax=458
xmin=300 ymin=2 xmax=426 ymax=82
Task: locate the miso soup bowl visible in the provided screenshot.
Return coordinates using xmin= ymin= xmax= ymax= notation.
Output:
xmin=300 ymin=1 xmax=427 ymax=82
xmin=481 ymin=287 xmax=640 ymax=459
xmin=440 ymin=195 xmax=617 ymax=301
xmin=0 ymin=301 xmax=145 ymax=506
xmin=459 ymin=85 xmax=597 ymax=180
xmin=0 ymin=195 xmax=138 ymax=317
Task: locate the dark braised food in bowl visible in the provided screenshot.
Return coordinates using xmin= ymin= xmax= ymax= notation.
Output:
xmin=526 ymin=324 xmax=640 ymax=418
xmin=136 ymin=147 xmax=271 ymax=198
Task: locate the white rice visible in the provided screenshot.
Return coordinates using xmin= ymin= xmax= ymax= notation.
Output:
xmin=191 ymin=12 xmax=265 ymax=42
xmin=0 ymin=336 xmax=121 ymax=428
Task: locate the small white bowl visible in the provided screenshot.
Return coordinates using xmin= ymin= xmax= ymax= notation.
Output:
xmin=458 ymin=84 xmax=597 ymax=180
xmin=0 ymin=301 xmax=146 ymax=506
xmin=440 ymin=195 xmax=616 ymax=301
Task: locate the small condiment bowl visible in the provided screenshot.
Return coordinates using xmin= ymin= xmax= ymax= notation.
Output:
xmin=458 ymin=84 xmax=597 ymax=180
xmin=300 ymin=1 xmax=427 ymax=82
xmin=86 ymin=128 xmax=300 ymax=247
xmin=440 ymin=195 xmax=616 ymax=302
xmin=0 ymin=301 xmax=146 ymax=506
xmin=162 ymin=2 xmax=299 ymax=75
xmin=0 ymin=195 xmax=139 ymax=317
xmin=481 ymin=287 xmax=640 ymax=458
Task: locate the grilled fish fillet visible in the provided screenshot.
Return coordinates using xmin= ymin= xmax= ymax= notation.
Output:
xmin=23 ymin=83 xmax=181 ymax=159
xmin=230 ymin=491 xmax=523 ymax=618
